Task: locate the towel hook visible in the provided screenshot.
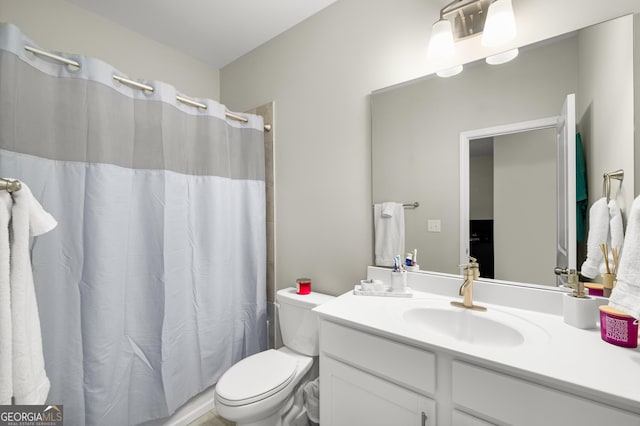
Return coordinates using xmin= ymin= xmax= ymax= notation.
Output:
xmin=0 ymin=178 xmax=21 ymax=193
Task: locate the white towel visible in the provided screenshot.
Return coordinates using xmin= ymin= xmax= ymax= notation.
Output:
xmin=610 ymin=195 xmax=640 ymax=319
xmin=0 ymin=192 xmax=13 ymax=405
xmin=10 ymin=182 xmax=57 ymax=404
xmin=580 ymin=197 xmax=609 ymax=278
xmin=374 ymin=202 xmax=405 ymax=267
xmin=607 ymin=199 xmax=624 ymax=268
xmin=381 ymin=202 xmax=395 ymax=218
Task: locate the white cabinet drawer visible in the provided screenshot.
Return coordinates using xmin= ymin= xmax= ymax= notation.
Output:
xmin=452 ymin=360 xmax=640 ymax=426
xmin=319 ymin=319 xmax=435 ymax=395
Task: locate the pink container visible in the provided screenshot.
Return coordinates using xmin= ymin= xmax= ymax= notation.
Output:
xmin=585 ymin=283 xmax=604 ymax=297
xmin=599 ymin=306 xmax=639 ymax=348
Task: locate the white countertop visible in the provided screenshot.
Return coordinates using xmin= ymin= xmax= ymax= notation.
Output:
xmin=315 ymin=286 xmax=640 ymax=414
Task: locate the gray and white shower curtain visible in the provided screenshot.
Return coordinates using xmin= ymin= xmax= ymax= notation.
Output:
xmin=0 ymin=23 xmax=266 ymax=425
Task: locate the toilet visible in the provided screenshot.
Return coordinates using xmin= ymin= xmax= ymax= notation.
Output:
xmin=214 ymin=287 xmax=334 ymax=426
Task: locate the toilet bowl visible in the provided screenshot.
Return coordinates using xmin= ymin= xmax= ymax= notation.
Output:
xmin=214 ymin=288 xmax=334 ymax=426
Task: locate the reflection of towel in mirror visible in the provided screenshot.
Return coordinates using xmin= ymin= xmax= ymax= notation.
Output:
xmin=580 ymin=197 xmax=609 ymax=278
xmin=608 ymin=199 xmax=624 ymax=268
xmin=610 ymin=195 xmax=640 ymax=319
xmin=374 ymin=202 xmax=404 ymax=267
xmin=576 ymin=133 xmax=588 ymax=243
xmin=381 ymin=202 xmax=395 ymax=218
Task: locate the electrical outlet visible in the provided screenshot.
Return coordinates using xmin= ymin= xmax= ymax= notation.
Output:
xmin=427 ymin=219 xmax=441 ymax=233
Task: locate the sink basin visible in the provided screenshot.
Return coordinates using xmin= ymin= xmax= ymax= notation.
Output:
xmin=402 ymin=303 xmax=547 ymax=348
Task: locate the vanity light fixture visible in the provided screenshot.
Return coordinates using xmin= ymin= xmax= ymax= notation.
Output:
xmin=485 ymin=48 xmax=519 ymax=64
xmin=481 ymin=0 xmax=517 ymax=48
xmin=427 ymin=0 xmax=518 ymax=76
xmin=437 ymin=64 xmax=464 ymax=78
xmin=427 ymin=18 xmax=456 ymax=63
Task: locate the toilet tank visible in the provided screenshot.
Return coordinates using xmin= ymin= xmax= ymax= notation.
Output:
xmin=276 ymin=287 xmax=335 ymax=356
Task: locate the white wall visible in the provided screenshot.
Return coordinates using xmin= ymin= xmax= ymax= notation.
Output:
xmin=0 ymin=0 xmax=220 ymax=100
xmin=578 ymin=15 xmax=634 ymax=217
xmin=220 ymin=0 xmax=640 ymax=297
xmin=470 ymin=155 xmax=494 ymax=221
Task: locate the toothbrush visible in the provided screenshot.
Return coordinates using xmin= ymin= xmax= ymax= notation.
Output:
xmin=413 ymin=249 xmax=417 ymax=266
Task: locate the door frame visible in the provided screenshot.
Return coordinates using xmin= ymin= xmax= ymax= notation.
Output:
xmin=459 ymin=116 xmax=561 ymax=269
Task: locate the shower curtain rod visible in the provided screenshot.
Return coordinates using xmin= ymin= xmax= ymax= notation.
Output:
xmin=0 ymin=178 xmax=22 ymax=192
xmin=25 ymin=45 xmax=272 ymax=132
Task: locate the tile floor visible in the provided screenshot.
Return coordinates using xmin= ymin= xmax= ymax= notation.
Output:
xmin=187 ymin=410 xmax=234 ymax=426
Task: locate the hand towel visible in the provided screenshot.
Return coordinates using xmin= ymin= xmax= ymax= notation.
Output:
xmin=609 ymin=195 xmax=640 ymax=319
xmin=580 ymin=197 xmax=609 ymax=278
xmin=381 ymin=202 xmax=395 ymax=218
xmin=608 ymin=199 xmax=624 ymax=267
xmin=374 ymin=202 xmax=405 ymax=267
xmin=0 ymin=192 xmax=13 ymax=405
xmin=10 ymin=182 xmax=57 ymax=404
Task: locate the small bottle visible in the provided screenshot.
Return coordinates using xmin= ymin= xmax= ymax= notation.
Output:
xmin=405 ymin=253 xmax=413 ymax=267
xmin=405 ymin=249 xmax=420 ymax=272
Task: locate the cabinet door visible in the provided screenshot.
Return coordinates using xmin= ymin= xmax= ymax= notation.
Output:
xmin=452 ymin=361 xmax=640 ymax=426
xmin=320 ymin=355 xmax=435 ymax=426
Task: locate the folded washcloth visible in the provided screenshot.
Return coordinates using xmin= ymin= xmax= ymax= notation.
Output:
xmin=381 ymin=202 xmax=395 ymax=218
xmin=609 ymin=195 xmax=640 ymax=319
xmin=580 ymin=197 xmax=609 ymax=278
xmin=374 ymin=202 xmax=405 ymax=267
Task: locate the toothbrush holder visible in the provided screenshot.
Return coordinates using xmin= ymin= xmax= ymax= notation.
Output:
xmin=391 ymin=270 xmax=407 ymax=293
xmin=562 ymin=293 xmax=597 ymax=329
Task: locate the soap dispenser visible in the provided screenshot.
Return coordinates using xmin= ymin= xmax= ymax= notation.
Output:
xmin=561 ymin=269 xmax=597 ymax=329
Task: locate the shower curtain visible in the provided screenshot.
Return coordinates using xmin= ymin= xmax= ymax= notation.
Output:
xmin=0 ymin=23 xmax=267 ymax=425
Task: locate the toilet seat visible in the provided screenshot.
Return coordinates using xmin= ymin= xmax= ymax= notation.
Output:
xmin=215 ymin=349 xmax=297 ymax=406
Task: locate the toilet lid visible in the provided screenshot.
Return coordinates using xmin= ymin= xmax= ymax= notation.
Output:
xmin=216 ymin=349 xmax=297 ymax=406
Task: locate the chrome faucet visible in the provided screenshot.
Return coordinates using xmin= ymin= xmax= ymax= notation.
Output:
xmin=451 ymin=257 xmax=486 ymax=311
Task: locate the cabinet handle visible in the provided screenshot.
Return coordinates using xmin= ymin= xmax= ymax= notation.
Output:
xmin=421 ymin=411 xmax=428 ymax=426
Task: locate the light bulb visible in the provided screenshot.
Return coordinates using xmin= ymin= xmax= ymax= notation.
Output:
xmin=482 ymin=0 xmax=517 ymax=47
xmin=427 ymin=19 xmax=455 ymax=62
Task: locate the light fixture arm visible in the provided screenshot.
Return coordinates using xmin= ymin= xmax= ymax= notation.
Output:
xmin=436 ymin=0 xmax=492 ymax=41
xmin=440 ymin=0 xmax=484 ymax=19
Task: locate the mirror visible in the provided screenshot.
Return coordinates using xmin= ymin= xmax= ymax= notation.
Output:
xmin=372 ymin=14 xmax=636 ymax=287
xmin=462 ymin=116 xmax=569 ymax=286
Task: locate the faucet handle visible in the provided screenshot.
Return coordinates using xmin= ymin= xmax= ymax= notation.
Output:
xmin=458 ymin=256 xmax=478 ymax=269
xmin=554 ymin=268 xmax=584 ymax=297
xmin=458 ymin=257 xmax=480 ymax=278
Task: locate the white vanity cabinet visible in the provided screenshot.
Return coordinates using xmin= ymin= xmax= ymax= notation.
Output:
xmin=319 ymin=318 xmax=640 ymax=426
xmin=452 ymin=361 xmax=640 ymax=426
xmin=319 ymin=320 xmax=437 ymax=426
